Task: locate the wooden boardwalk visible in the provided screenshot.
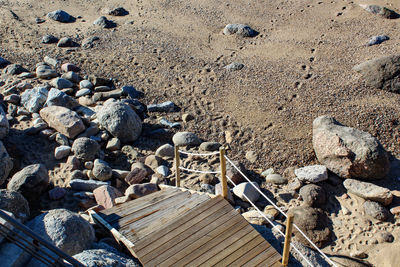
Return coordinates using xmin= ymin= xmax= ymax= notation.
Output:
xmin=91 ymin=186 xmax=281 ymax=267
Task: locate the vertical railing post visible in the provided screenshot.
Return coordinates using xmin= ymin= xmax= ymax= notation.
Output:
xmin=174 ymin=145 xmax=181 ymax=187
xmin=282 ymin=214 xmax=294 ymax=266
xmin=219 ymin=147 xmax=228 ymax=199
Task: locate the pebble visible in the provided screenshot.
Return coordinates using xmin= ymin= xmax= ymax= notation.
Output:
xmin=102 ymin=7 xmax=129 ymax=16
xmin=55 ymin=146 xmax=71 ymax=160
xmin=223 ymin=24 xmax=258 ymax=37
xmin=155 ymin=144 xmax=174 ymax=158
xmin=147 ymin=101 xmax=176 ymax=112
xmin=245 ymin=150 xmax=257 ymax=163
xmin=47 ymin=10 xmax=75 ymax=23
xmin=50 ymin=77 xmax=73 ymax=89
xmin=76 ymin=89 xmax=91 ymax=97
xmin=42 ymin=35 xmax=59 ymax=44
xmin=61 ymin=63 xmax=80 ymax=73
xmin=57 ymin=37 xmax=75 ymax=48
xmin=80 ymin=80 xmax=94 ymax=89
xmin=224 ymin=62 xmax=244 ymax=71
xmin=156 ymin=165 xmax=169 ymax=177
xmin=367 ymin=35 xmax=389 ymax=46
xmin=61 ymin=71 xmax=80 ymax=83
xmin=70 ymin=179 xmax=110 ymax=192
xmin=93 ymin=16 xmax=116 ymax=28
xmin=121 ymin=85 xmax=143 ymax=99
xmin=44 ymin=56 xmax=59 ymax=67
xmin=92 ymin=159 xmax=113 ymax=181
xmin=159 ymin=118 xmax=181 ymax=129
xmin=182 ymin=113 xmax=194 ymax=122
xmin=106 ymin=138 xmax=121 ymax=151
xmin=199 ymin=141 xmax=221 ymax=151
xmin=265 ymin=174 xmax=287 ymax=184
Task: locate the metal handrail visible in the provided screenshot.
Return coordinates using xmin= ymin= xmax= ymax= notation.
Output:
xmin=0 ymin=209 xmax=84 ymax=267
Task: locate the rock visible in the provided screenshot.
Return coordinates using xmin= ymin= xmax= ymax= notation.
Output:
xmin=223 ymin=24 xmax=258 ymax=37
xmin=80 ymin=80 xmax=94 ymax=89
xmin=36 ymin=64 xmax=58 ymax=79
xmin=7 ymin=164 xmax=49 ymax=201
xmin=264 ymin=205 xmax=279 ymax=218
xmin=3 ymin=64 xmax=27 ymax=75
xmin=377 ymin=232 xmax=394 ymax=243
xmin=245 ymin=150 xmax=258 ymax=163
xmin=94 ymin=85 xmax=112 ymax=92
xmin=44 ymin=56 xmax=58 ymax=67
xmin=182 ymin=113 xmax=194 ymax=122
xmin=261 ymin=168 xmax=275 ymax=177
xmin=47 ymin=10 xmax=75 ymax=22
xmin=50 ymin=77 xmax=73 ymax=89
xmin=125 ymin=166 xmax=148 ymax=185
xmin=226 ymin=160 xmax=245 ymax=184
xmin=70 ymin=179 xmax=109 ymax=192
xmin=93 ymin=16 xmax=116 ymax=28
xmin=144 ymin=155 xmax=163 ymax=170
xmin=48 ymin=187 xmax=66 ymax=200
xmin=42 ymin=34 xmax=58 ymax=44
xmin=106 ymin=138 xmax=121 ymax=151
xmin=147 ymin=101 xmax=176 ymax=112
xmin=27 ymin=209 xmax=95 ymax=255
xmin=288 ymin=206 xmax=331 ymax=248
xmin=155 ymin=144 xmax=174 ymax=158
xmin=172 ymin=132 xmax=201 ymax=146
xmin=122 ymin=145 xmax=140 ymax=161
xmin=215 ymin=182 xmax=234 ymax=203
xmin=343 ymin=179 xmax=392 ymax=205
xmin=55 ymin=145 xmax=71 ymax=159
xmin=93 ymin=185 xmax=123 ymax=209
xmin=265 ymin=174 xmax=287 ymax=184
xmin=242 ymin=210 xmax=269 ymax=225
xmin=363 ymin=200 xmax=390 ymax=221
xmin=0 ymin=106 xmax=9 ymax=139
xmin=76 ymin=89 xmax=91 ymax=97
xmin=125 ymin=183 xmax=158 ymax=199
xmin=62 ymin=71 xmax=80 ymax=83
xmin=92 ymin=159 xmax=113 ymax=181
xmin=0 ymin=56 xmax=10 ymax=68
xmin=353 ymin=55 xmax=400 ymax=93
xmin=224 ymin=62 xmax=244 ymax=71
xmin=40 ymin=106 xmax=85 ymax=138
xmin=73 ymin=249 xmax=140 ymax=267
xmin=359 ymin=4 xmax=399 ymax=19
xmin=0 ymin=189 xmax=29 ymax=222
xmin=233 ymin=182 xmax=260 ymax=203
xmin=159 ymin=118 xmax=181 ymax=129
xmin=71 ymin=137 xmax=100 ymax=161
xmin=55 ymin=133 xmax=69 ymax=146
xmin=299 ymin=184 xmax=326 ymax=207
xmin=4 ymin=94 xmax=20 ymax=105
xmin=121 ymin=85 xmax=143 ymax=99
xmin=367 ymin=35 xmax=389 ymax=46
xmin=156 ymin=165 xmax=169 ymax=177
xmin=390 ymin=206 xmax=400 ymax=215
xmin=97 ymin=100 xmax=142 ymax=143
xmin=57 ymin=37 xmax=76 ymax=47
xmin=295 ymin=165 xmax=328 ymax=183
xmin=20 ymin=87 xmax=48 ymax=113
xmin=61 ymin=63 xmax=80 ymax=73
xmin=199 ymin=141 xmax=220 ymax=151
xmin=45 ymin=88 xmax=77 ymax=108
xmin=102 ymin=7 xmax=129 ymax=16
xmin=313 ymin=116 xmax=390 ymax=180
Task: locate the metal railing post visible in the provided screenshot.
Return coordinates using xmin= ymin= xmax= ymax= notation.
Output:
xmin=174 ymin=145 xmax=181 ymax=187
xmin=219 ymin=147 xmax=228 ymax=199
xmin=282 ymin=214 xmax=294 ymax=266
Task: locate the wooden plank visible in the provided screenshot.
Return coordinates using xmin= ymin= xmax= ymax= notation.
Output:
xmin=161 ymin=214 xmax=249 ymax=267
xmin=100 ymin=189 xmax=176 ymax=216
xmin=269 ymin=260 xmax=283 ymax=267
xmin=213 ymin=235 xmax=266 ymax=266
xmin=111 ymin=190 xmax=190 ymax=229
xmin=139 ymin=203 xmax=238 ymax=265
xmin=243 ymin=245 xmax=281 ymax=267
xmin=196 ymin=225 xmax=261 ymax=267
xmin=256 ymin=251 xmax=282 ymax=267
xmin=122 ymin=193 xmax=210 ymax=241
xmin=228 ymin=239 xmax=273 ymax=266
xmin=101 ymin=189 xmax=184 ymax=222
xmin=135 ymin=196 xmax=226 ymax=252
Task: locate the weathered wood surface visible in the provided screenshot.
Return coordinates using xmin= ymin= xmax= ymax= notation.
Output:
xmin=95 ymin=187 xmax=281 ymax=266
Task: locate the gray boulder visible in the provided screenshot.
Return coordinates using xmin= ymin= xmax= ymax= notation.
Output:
xmin=353 ymin=55 xmax=400 ymax=93
xmin=21 ymin=87 xmax=48 ymax=113
xmin=71 ymin=137 xmax=100 ymax=161
xmin=172 ymin=132 xmax=201 ymax=146
xmin=73 ymin=249 xmax=140 ymax=267
xmin=313 ymin=115 xmax=390 ymax=180
xmin=7 ymin=164 xmax=49 ymax=201
xmin=0 ymin=141 xmax=13 ymax=186
xmin=0 ymin=106 xmax=9 ymax=139
xmin=233 ymin=182 xmax=260 ymax=203
xmin=27 ymin=209 xmax=95 ymax=255
xmin=343 ymin=179 xmax=392 ymax=205
xmin=47 ymin=10 xmax=75 ymax=23
xmin=97 ymin=100 xmax=142 ymax=143
xmin=0 ymin=190 xmax=29 ymax=222
xmin=45 ymin=88 xmax=78 ymax=109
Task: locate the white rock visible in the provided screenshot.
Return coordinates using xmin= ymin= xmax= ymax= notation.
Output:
xmin=233 ymin=182 xmax=260 ymax=203
xmin=295 ymin=165 xmax=328 ymax=183
xmin=55 ymin=146 xmax=71 ymax=159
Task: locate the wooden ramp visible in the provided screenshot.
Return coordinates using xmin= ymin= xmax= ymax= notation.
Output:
xmin=91 ymin=186 xmax=282 ymax=267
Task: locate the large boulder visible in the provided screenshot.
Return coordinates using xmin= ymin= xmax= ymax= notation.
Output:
xmin=343 ymin=179 xmax=392 ymax=205
xmin=71 ymin=137 xmax=100 ymax=161
xmin=0 ymin=190 xmax=30 ymax=222
xmin=353 ymin=55 xmax=400 ymax=93
xmin=40 ymin=106 xmax=85 ymax=139
xmin=313 ymin=115 xmax=390 ymax=180
xmin=73 ymin=249 xmax=140 ymax=267
xmin=288 ymin=206 xmax=331 ymax=248
xmin=97 ymin=100 xmax=142 ymax=143
xmin=0 ymin=141 xmax=13 ymax=186
xmin=21 ymin=87 xmax=48 ymax=113
xmin=27 ymin=209 xmax=95 ymax=256
xmin=0 ymin=106 xmax=9 ymax=139
xmin=7 ymin=164 xmax=49 ymax=201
